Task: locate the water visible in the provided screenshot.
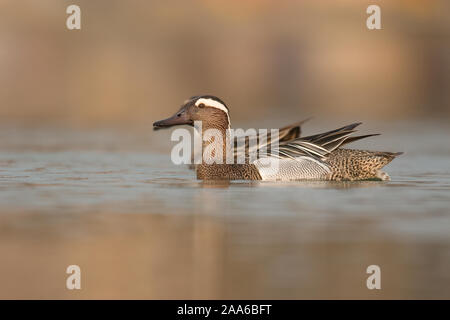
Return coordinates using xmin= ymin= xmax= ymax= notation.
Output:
xmin=0 ymin=123 xmax=449 ymax=299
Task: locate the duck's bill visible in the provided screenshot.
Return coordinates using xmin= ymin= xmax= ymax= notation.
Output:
xmin=153 ymin=112 xmax=193 ymax=130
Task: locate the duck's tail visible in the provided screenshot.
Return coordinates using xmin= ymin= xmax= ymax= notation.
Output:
xmin=326 ymin=149 xmax=403 ymax=181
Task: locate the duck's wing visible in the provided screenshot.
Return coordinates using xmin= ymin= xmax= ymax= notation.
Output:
xmin=268 ymin=122 xmax=377 ymax=160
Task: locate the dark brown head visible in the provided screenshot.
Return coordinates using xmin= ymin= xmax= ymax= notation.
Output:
xmin=153 ymin=95 xmax=230 ymax=131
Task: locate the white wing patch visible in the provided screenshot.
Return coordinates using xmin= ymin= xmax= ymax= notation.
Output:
xmin=195 ymin=98 xmax=231 ymax=127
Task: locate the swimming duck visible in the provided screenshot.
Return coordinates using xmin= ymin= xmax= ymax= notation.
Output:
xmin=153 ymin=95 xmax=402 ymax=181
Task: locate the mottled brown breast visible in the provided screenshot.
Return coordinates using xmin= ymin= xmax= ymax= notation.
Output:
xmin=196 ymin=163 xmax=262 ymax=180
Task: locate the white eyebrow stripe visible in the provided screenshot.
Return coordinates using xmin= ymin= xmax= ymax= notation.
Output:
xmin=195 ymin=98 xmax=231 ymax=127
xmin=195 ymin=98 xmax=228 ymax=114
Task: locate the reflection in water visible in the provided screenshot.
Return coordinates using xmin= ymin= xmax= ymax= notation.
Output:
xmin=0 ymin=125 xmax=449 ymax=299
xmin=0 ymin=212 xmax=448 ymax=299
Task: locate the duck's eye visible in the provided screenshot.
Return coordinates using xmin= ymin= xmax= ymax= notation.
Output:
xmin=198 ymin=103 xmax=205 ymax=108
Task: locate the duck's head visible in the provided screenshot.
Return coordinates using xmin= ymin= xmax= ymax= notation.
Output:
xmin=153 ymin=95 xmax=230 ymax=130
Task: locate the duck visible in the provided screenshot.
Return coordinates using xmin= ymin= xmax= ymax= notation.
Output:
xmin=153 ymin=95 xmax=402 ymax=181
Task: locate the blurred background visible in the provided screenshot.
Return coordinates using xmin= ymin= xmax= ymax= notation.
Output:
xmin=0 ymin=0 xmax=449 ymax=127
xmin=0 ymin=1 xmax=449 ymax=300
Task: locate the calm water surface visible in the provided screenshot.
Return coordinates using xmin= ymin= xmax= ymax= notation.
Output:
xmin=0 ymin=123 xmax=449 ymax=299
